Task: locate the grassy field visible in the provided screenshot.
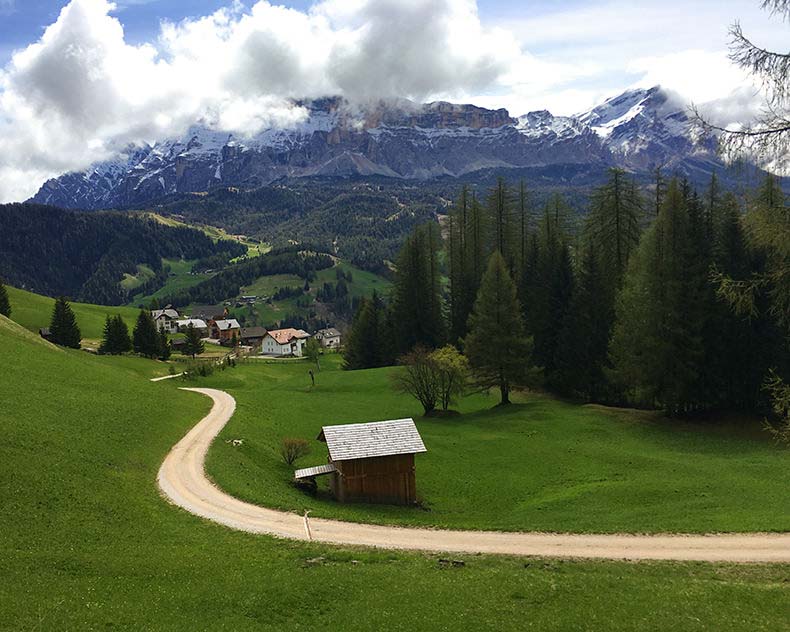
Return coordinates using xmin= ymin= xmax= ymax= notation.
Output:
xmin=6 ymin=285 xmax=141 ymax=344
xmin=128 ymin=258 xmax=212 ymax=307
xmin=1 ymin=315 xmax=789 ymax=630
xmin=232 ymin=260 xmax=392 ymax=326
xmin=202 ymin=355 xmax=790 ymax=534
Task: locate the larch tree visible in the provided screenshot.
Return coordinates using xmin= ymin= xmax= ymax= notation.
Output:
xmin=464 ymin=251 xmax=534 ymax=405
xmin=693 ymin=0 xmax=790 ymax=171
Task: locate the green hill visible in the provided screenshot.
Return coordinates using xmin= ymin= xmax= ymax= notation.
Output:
xmin=1 ymin=316 xmax=788 ymax=629
xmin=7 ymin=285 xmax=141 ymax=343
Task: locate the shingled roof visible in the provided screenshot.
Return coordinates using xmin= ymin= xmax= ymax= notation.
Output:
xmin=318 ymin=418 xmax=426 ymax=462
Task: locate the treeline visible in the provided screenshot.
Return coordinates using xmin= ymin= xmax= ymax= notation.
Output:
xmin=345 ymin=169 xmax=789 ymax=416
xmin=0 ymin=204 xmax=245 ymax=305
xmin=158 ymin=246 xmax=334 ymax=307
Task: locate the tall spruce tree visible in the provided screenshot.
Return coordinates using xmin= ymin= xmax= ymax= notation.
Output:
xmin=530 ymin=196 xmax=574 ymax=377
xmin=487 ymin=177 xmax=516 ymax=270
xmin=0 ymin=279 xmax=10 ymax=317
xmin=609 ymin=179 xmax=705 ymax=414
xmin=158 ymin=330 xmax=172 ymax=360
xmin=464 ymin=251 xmax=534 ymax=405
xmin=99 ymin=315 xmax=131 ymax=354
xmin=133 ymin=310 xmax=161 ymax=358
xmin=552 ymin=246 xmax=613 ymax=400
xmin=343 ymin=293 xmax=391 ymax=370
xmin=182 ymin=323 xmax=205 ymax=358
xmin=390 ymin=223 xmax=444 ymax=355
xmin=49 ymin=297 xmax=81 ymax=349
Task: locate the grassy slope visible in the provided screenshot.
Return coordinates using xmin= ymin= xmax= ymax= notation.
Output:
xmin=233 ymin=260 xmax=391 ymax=325
xmin=128 ymin=258 xmax=212 ymax=307
xmin=7 ymin=285 xmax=141 ymax=343
xmin=1 ymin=317 xmax=788 ymax=629
xmin=204 ymin=356 xmax=790 ymax=533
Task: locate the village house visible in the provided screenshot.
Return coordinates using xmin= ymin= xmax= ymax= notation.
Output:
xmin=151 ymin=307 xmax=180 ymax=334
xmin=314 ymin=327 xmax=342 ymax=349
xmin=294 ymin=418 xmax=427 ymax=505
xmin=260 ymin=328 xmax=311 ymax=357
xmin=240 ymin=326 xmax=267 ymax=350
xmin=176 ymin=319 xmax=208 ymax=336
xmin=209 ymin=318 xmax=241 ymax=344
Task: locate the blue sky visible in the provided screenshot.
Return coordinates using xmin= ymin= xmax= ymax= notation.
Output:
xmin=0 ymin=0 xmax=784 ymax=201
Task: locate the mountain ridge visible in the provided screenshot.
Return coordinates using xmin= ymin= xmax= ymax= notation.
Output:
xmin=31 ymin=86 xmax=722 ymax=210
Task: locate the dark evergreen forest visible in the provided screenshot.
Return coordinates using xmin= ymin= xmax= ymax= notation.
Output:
xmin=0 ymin=203 xmax=245 ymax=304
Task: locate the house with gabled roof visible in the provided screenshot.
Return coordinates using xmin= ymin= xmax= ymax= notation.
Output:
xmin=151 ymin=307 xmax=180 ymax=334
xmin=315 ymin=327 xmax=342 ymax=349
xmin=260 ymin=328 xmax=311 ymax=357
xmin=208 ymin=318 xmax=241 ymax=344
xmin=294 ymin=418 xmax=427 ymax=505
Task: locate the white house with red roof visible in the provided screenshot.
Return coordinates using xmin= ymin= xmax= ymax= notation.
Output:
xmin=261 ymin=328 xmax=311 ymax=357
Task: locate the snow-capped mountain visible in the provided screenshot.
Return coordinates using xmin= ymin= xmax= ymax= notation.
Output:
xmin=31 ymin=86 xmax=720 ymax=210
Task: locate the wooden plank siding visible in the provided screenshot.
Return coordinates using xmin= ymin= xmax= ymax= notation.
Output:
xmin=331 ymin=454 xmax=417 ymax=505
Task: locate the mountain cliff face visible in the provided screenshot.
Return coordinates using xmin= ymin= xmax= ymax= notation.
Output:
xmin=31 ymin=86 xmax=720 ymax=210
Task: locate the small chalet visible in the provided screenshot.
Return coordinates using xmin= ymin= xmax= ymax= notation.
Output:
xmin=315 ymin=327 xmax=342 ymax=349
xmin=176 ymin=318 xmax=208 ymax=335
xmin=151 ymin=308 xmax=180 ymax=334
xmin=209 ymin=318 xmax=241 ymax=344
xmin=295 ymin=418 xmax=427 ymax=505
xmin=240 ymin=326 xmax=267 ymax=349
xmin=261 ymin=328 xmax=311 ymax=357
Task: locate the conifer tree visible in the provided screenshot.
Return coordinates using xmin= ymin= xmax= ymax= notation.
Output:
xmin=0 ymin=279 xmax=10 ymax=318
xmin=99 ymin=315 xmax=131 ymax=354
xmin=182 ymin=323 xmax=205 ymax=359
xmin=390 ymin=223 xmax=444 ymax=355
xmin=464 ymin=251 xmax=534 ymax=405
xmin=344 ymin=293 xmax=391 ymax=370
xmin=158 ymin=330 xmax=172 ymax=361
xmin=610 ymin=180 xmax=704 ymax=414
xmin=586 ymin=168 xmax=643 ymax=288
xmin=133 ymin=310 xmax=160 ymax=358
xmin=49 ymin=297 xmax=81 ymax=349
xmin=552 ymin=247 xmax=613 ymax=400
xmin=487 ymin=177 xmax=516 ymax=269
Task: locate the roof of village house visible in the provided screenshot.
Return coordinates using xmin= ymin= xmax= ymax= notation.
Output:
xmin=265 ymin=328 xmax=311 ymax=344
xmin=177 ymin=318 xmax=207 ymax=329
xmin=213 ymin=319 xmax=240 ymax=331
xmin=317 ymin=327 xmax=341 ymax=338
xmin=241 ymin=326 xmax=267 ymax=339
xmin=318 ymin=418 xmax=427 ymax=462
xmin=152 ymin=308 xmax=179 ymax=320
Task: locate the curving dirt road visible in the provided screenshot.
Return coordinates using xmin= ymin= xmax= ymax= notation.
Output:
xmin=157 ymin=387 xmax=790 ymax=562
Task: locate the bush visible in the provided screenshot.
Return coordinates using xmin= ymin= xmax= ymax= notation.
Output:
xmin=280 ymin=438 xmax=311 ymax=465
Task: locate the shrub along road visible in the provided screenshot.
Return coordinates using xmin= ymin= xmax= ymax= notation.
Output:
xmin=159 ymin=388 xmax=790 ymax=562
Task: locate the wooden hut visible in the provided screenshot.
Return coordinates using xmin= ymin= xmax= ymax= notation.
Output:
xmin=294 ymin=418 xmax=427 ymax=505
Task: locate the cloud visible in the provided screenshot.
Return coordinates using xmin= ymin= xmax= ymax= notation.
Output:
xmin=0 ymin=0 xmax=779 ymax=202
xmin=0 ymin=0 xmax=539 ymax=201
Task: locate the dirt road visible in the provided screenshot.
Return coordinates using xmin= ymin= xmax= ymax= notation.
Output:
xmin=157 ymin=387 xmax=790 ymax=562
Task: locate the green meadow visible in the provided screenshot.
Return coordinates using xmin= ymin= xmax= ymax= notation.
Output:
xmin=202 ymin=355 xmax=790 ymax=534
xmin=1 ymin=302 xmax=788 ymax=629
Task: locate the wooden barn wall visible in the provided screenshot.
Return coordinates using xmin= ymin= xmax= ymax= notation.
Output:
xmin=333 ymin=454 xmax=416 ymax=505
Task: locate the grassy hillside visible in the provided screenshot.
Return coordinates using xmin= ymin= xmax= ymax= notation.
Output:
xmin=7 ymin=285 xmax=141 ymax=343
xmin=128 ymin=258 xmax=212 ymax=307
xmin=1 ymin=317 xmax=788 ymax=629
xmin=204 ymin=356 xmax=790 ymax=533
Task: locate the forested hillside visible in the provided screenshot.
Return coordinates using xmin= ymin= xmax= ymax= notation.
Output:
xmin=0 ymin=204 xmax=245 ymax=305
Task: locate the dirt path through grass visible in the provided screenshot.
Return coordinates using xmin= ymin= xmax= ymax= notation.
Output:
xmin=158 ymin=387 xmax=790 ymax=562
